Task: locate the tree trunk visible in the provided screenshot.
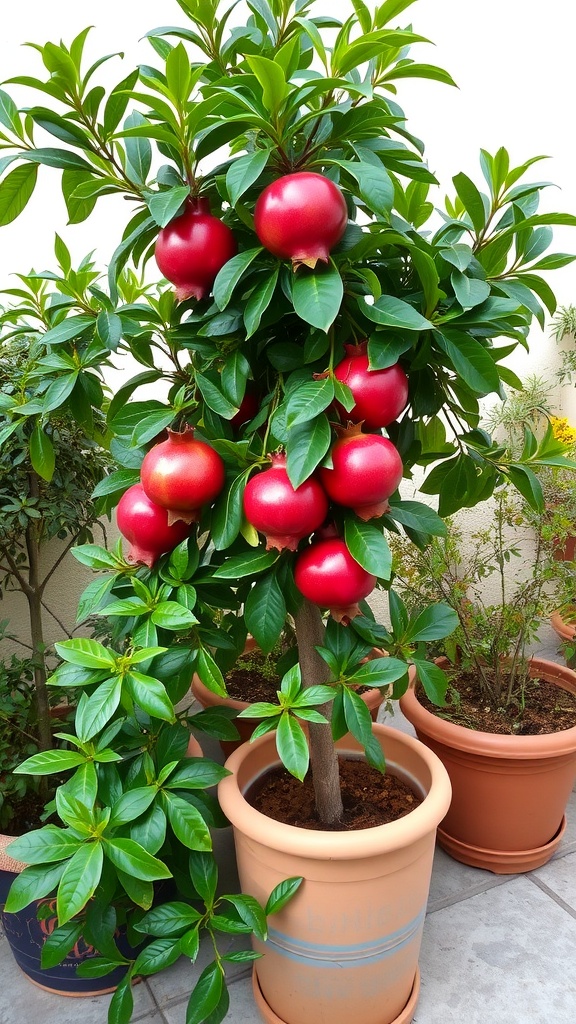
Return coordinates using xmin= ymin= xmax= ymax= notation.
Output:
xmin=294 ymin=599 xmax=344 ymax=824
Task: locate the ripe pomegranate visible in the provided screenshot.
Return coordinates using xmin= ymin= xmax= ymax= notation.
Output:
xmin=254 ymin=172 xmax=348 ymax=267
xmin=333 ymin=342 xmax=409 ymax=427
xmin=319 ymin=424 xmax=403 ymax=520
xmin=116 ymin=483 xmax=190 ymax=568
xmin=294 ymin=537 xmax=376 ymax=622
xmin=154 ymin=197 xmax=237 ymax=301
xmin=243 ymin=452 xmax=329 ymax=551
xmin=140 ymin=426 xmax=225 ymax=525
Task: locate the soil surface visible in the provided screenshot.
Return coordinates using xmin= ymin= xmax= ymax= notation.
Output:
xmin=225 ymin=647 xmax=283 ymax=703
xmin=3 ymin=791 xmax=53 ymax=837
xmin=419 ymin=670 xmax=576 ymax=735
xmin=246 ymin=756 xmax=421 ymax=830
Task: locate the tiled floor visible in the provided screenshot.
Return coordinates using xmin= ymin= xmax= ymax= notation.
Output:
xmin=1 ymin=628 xmax=575 ymax=1024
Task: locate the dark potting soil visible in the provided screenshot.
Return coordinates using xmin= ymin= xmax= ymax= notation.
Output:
xmin=246 ymin=757 xmax=421 ymax=831
xmin=3 ymin=791 xmax=52 ymax=837
xmin=419 ymin=671 xmax=576 ymax=735
xmin=225 ymin=647 xmax=283 ymax=703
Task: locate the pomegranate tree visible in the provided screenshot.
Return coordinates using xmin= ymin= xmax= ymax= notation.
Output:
xmin=155 ymin=197 xmax=237 ymax=301
xmin=2 ymin=4 xmax=571 ymax=1000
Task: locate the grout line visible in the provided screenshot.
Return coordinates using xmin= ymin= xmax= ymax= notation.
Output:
xmin=130 ymin=980 xmax=171 ymax=1023
xmin=527 ymin=875 xmax=576 ymax=921
xmin=426 ymin=874 xmax=514 ymax=915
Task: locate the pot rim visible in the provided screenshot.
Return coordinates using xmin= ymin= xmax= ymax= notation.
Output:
xmin=218 ymin=723 xmax=451 ymax=860
xmin=400 ymin=656 xmax=576 ymax=758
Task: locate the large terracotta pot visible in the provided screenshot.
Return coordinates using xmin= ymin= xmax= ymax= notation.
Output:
xmin=550 ymin=608 xmax=576 ymax=644
xmin=400 ymin=657 xmax=576 ymax=873
xmin=192 ymin=638 xmax=387 ymax=755
xmin=218 ymin=723 xmax=451 ymax=1024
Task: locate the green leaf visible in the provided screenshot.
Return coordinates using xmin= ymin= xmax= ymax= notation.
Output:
xmin=162 ymin=791 xmax=212 ymax=851
xmin=222 ymin=894 xmax=267 ymax=941
xmin=166 ymin=41 xmax=192 ymax=102
xmin=6 ymin=826 xmax=82 ymax=865
xmin=147 ymin=185 xmax=190 ymax=227
xmin=405 ymin=603 xmax=459 ymax=643
xmin=285 ymin=414 xmax=332 ymax=488
xmin=135 ymin=901 xmax=202 ymax=937
xmin=265 ymin=876 xmax=303 ymax=916
xmin=195 ymin=371 xmax=239 ymax=419
xmin=41 ymin=921 xmax=84 ymax=969
xmin=244 ymin=267 xmax=279 ymax=337
xmin=22 ymin=148 xmax=96 ymax=171
xmin=286 ymin=377 xmax=334 ymax=428
xmin=133 ymin=937 xmax=182 ymax=976
xmin=186 ymin=962 xmax=224 ymax=1024
xmin=244 ymin=573 xmax=287 ymax=654
xmin=386 ymin=500 xmax=447 ymax=536
xmin=276 ymin=714 xmax=309 ymax=781
xmin=226 ymin=149 xmax=270 ymax=207
xmin=452 ymin=171 xmax=487 ymax=234
xmin=361 ymin=295 xmax=433 ymax=330
xmin=435 ymin=330 xmax=501 ymax=396
xmin=125 ymin=671 xmax=175 ymax=722
xmin=412 ymin=658 xmax=448 ymax=706
xmin=246 ymin=54 xmax=289 ymax=113
xmin=292 ymin=265 xmax=343 ymax=332
xmin=103 ymin=69 xmax=140 ymax=135
xmin=189 ymin=850 xmax=218 ymax=905
xmin=104 ymin=838 xmax=172 ymax=880
xmin=97 ymin=310 xmax=123 ymax=348
xmin=451 ymin=270 xmax=491 ymax=310
xmin=506 ymin=464 xmax=543 ymax=511
xmin=109 ymin=788 xmax=157 ymax=828
xmin=123 ymin=111 xmax=152 ymax=183
xmin=108 ymin=974 xmax=134 ymax=1024
xmin=211 ymin=473 xmax=245 ymax=550
xmin=74 ymin=676 xmax=121 ymax=743
xmin=57 ymin=842 xmax=104 ymax=925
xmin=55 ymin=638 xmax=116 ymax=668
xmin=344 ymin=518 xmax=391 ymax=578
xmin=213 ymin=247 xmax=262 ymax=309
xmin=4 ymin=862 xmax=66 ymax=914
xmin=42 ymin=314 xmax=95 ymax=346
xmin=337 ymin=159 xmax=393 ymax=217
xmin=195 ymin=648 xmax=227 ymax=697
xmin=212 ymin=549 xmax=278 ymax=578
xmin=14 ymin=749 xmax=87 ymax=776
xmin=0 ymin=163 xmax=38 ymax=225
xmin=29 ymin=424 xmax=55 ymax=481
xmin=151 ymin=601 xmax=198 ymax=630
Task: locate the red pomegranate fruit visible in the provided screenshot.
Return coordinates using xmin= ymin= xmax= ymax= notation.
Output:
xmin=319 ymin=424 xmax=403 ymax=520
xmin=243 ymin=452 xmax=329 ymax=551
xmin=140 ymin=426 xmax=225 ymax=525
xmin=254 ymin=172 xmax=348 ymax=267
xmin=294 ymin=537 xmax=376 ymax=622
xmin=333 ymin=342 xmax=409 ymax=427
xmin=155 ymin=197 xmax=237 ymax=301
xmin=116 ymin=483 xmax=190 ymax=568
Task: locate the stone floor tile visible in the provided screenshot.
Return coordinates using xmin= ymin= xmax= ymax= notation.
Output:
xmin=0 ymin=931 xmax=156 ymax=1024
xmin=162 ymin=971 xmax=260 ymax=1024
xmin=531 ymin=850 xmax=576 ymax=911
xmin=426 ymin=844 xmax=509 ymax=912
xmin=147 ymin=934 xmax=253 ymax=1008
xmin=416 ymin=875 xmax=576 ymax=1023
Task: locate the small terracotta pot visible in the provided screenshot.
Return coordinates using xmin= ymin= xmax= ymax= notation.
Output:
xmin=191 ymin=639 xmax=387 ymax=755
xmin=400 ymin=657 xmax=576 ymax=873
xmin=550 ymin=608 xmax=576 ymax=644
xmin=218 ymin=724 xmax=451 ymax=1024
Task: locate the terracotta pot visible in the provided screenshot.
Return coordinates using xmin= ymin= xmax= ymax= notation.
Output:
xmin=218 ymin=723 xmax=451 ymax=1024
xmin=191 ymin=639 xmax=387 ymax=755
xmin=552 ymin=533 xmax=576 ymax=562
xmin=550 ymin=608 xmax=576 ymax=644
xmin=400 ymin=657 xmax=576 ymax=873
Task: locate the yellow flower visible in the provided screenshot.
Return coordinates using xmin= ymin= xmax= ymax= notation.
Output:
xmin=550 ymin=416 xmax=576 ymax=446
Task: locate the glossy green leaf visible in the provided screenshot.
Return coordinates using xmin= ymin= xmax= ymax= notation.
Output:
xmin=55 ymin=638 xmax=116 ymax=668
xmin=285 ymin=414 xmax=332 ymax=488
xmin=452 ymin=172 xmax=487 ymax=234
xmin=125 ymin=671 xmax=175 ymax=722
xmin=344 ymin=518 xmax=391 ymax=578
xmin=244 ymin=573 xmax=286 ymax=654
xmin=57 ymin=842 xmax=104 ymax=925
xmin=104 ymin=838 xmax=172 ymax=880
xmin=3 ymin=862 xmax=66 ymax=914
xmin=29 ymin=424 xmax=55 ymax=481
xmin=14 ymin=749 xmax=87 ymax=776
xmin=435 ymin=330 xmax=501 ymax=396
xmin=276 ymin=713 xmax=309 ymax=781
xmin=163 ymin=791 xmax=212 ymax=851
xmin=0 ymin=163 xmax=38 ymax=225
xmin=186 ymin=962 xmax=224 ymax=1024
xmin=75 ymin=676 xmax=122 ymax=742
xmin=265 ymin=876 xmax=304 ymax=915
xmin=147 ymin=185 xmax=190 ymax=227
xmin=212 ymin=549 xmax=278 ymax=578
xmin=213 ymin=246 xmax=263 ymax=309
xmin=361 ymin=295 xmax=433 ymax=330
xmin=412 ymin=658 xmax=449 ymax=706
xmin=292 ymin=265 xmax=343 ymax=332
xmin=244 ymin=267 xmax=279 ymax=337
xmin=226 ymin=149 xmax=270 ymax=206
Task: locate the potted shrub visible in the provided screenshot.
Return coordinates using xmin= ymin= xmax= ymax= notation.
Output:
xmin=0 ymin=298 xmax=111 ymax=877
xmin=394 ymin=481 xmax=576 ymax=873
xmin=1 ymin=0 xmax=576 ymax=1021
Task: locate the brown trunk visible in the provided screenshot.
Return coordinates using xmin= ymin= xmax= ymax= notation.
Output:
xmin=294 ymin=599 xmax=344 ymax=824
